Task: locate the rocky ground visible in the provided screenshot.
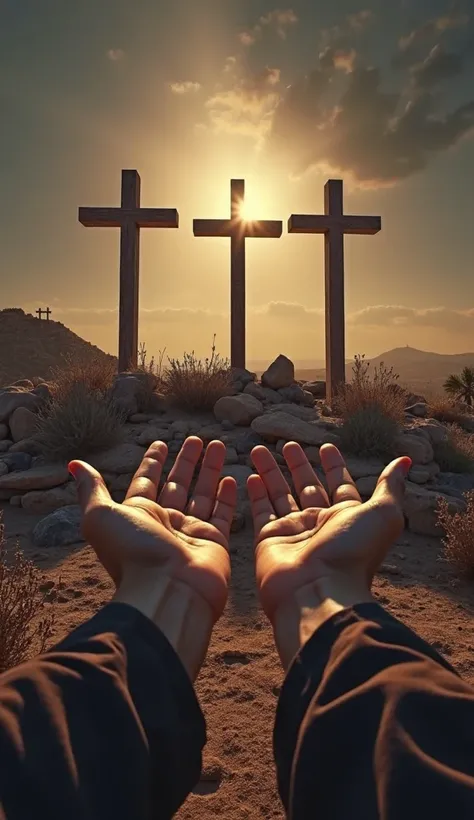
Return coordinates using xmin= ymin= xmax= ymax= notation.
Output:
xmin=1 ymin=353 xmax=474 ymax=818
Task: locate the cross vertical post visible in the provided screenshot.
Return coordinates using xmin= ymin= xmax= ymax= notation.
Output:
xmin=45 ymin=307 xmax=51 ymax=321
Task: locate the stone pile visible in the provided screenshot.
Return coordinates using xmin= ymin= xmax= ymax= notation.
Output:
xmin=0 ymin=354 xmax=472 ymax=548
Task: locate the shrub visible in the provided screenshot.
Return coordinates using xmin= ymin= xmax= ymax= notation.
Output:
xmin=163 ymin=335 xmax=231 ymax=411
xmin=437 ymin=491 xmax=474 ymax=577
xmin=433 ymin=424 xmax=474 ymax=474
xmin=131 ymin=344 xmax=167 ymax=411
xmin=35 ymin=382 xmax=125 ymax=462
xmin=335 ymin=354 xmax=405 ymax=458
xmin=428 ymin=397 xmax=473 ymax=431
xmin=0 ymin=513 xmax=56 ymax=672
xmin=48 ymin=352 xmax=117 ymax=401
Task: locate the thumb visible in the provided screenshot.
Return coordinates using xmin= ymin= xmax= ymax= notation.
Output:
xmin=68 ymin=460 xmax=112 ymax=514
xmin=371 ymin=456 xmax=412 ymax=507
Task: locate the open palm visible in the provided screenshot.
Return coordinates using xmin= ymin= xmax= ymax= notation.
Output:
xmin=70 ymin=438 xmax=238 ymax=620
xmin=248 ymin=442 xmax=411 ymax=619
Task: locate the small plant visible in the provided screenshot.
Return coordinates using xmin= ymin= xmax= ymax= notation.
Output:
xmin=48 ymin=352 xmax=117 ymax=401
xmin=0 ymin=514 xmax=56 ymax=672
xmin=335 ymin=354 xmax=405 ymax=457
xmin=163 ymin=335 xmax=231 ymax=411
xmin=443 ymin=367 xmax=474 ymax=407
xmin=437 ymin=491 xmax=474 ymax=577
xmin=428 ymin=396 xmax=473 ymax=430
xmin=35 ymin=382 xmax=125 ymax=462
xmin=132 ymin=344 xmax=167 ymax=411
xmin=432 ymin=424 xmax=474 ymax=474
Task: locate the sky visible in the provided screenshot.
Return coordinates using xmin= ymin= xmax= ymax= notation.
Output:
xmin=1 ymin=0 xmax=474 ymax=365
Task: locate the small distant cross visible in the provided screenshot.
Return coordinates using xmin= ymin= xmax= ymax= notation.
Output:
xmin=79 ymin=170 xmax=179 ymax=372
xmin=193 ymin=180 xmax=282 ymax=369
xmin=36 ymin=307 xmax=52 ymax=321
xmin=288 ymin=180 xmax=381 ymax=404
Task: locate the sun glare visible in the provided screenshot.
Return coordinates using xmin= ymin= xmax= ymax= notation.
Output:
xmin=238 ymin=189 xmax=271 ymax=223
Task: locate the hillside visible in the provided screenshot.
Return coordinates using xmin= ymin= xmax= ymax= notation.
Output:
xmin=0 ymin=309 xmax=116 ymax=386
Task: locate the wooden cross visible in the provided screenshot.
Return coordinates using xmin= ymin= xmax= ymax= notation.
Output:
xmin=193 ymin=180 xmax=282 ymax=369
xmin=79 ymin=170 xmax=179 ymax=372
xmin=288 ymin=179 xmax=381 ymax=405
xmin=36 ymin=307 xmax=51 ymax=321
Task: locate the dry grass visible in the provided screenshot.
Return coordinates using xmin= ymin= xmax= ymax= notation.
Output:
xmin=335 ymin=354 xmax=406 ymax=458
xmin=432 ymin=424 xmax=474 ymax=474
xmin=35 ymin=382 xmax=125 ymax=462
xmin=48 ymin=352 xmax=117 ymax=401
xmin=0 ymin=513 xmax=56 ymax=672
xmin=428 ymin=397 xmax=473 ymax=431
xmin=437 ymin=491 xmax=474 ymax=577
xmin=163 ymin=335 xmax=231 ymax=411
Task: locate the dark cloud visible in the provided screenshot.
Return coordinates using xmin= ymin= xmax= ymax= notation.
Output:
xmin=411 ymin=44 xmax=464 ymax=88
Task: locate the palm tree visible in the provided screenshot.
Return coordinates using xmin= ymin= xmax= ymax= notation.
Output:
xmin=443 ymin=367 xmax=474 ymax=407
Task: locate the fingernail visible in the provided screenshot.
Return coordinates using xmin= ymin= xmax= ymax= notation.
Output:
xmin=68 ymin=462 xmax=78 ymax=479
xmin=401 ymin=458 xmax=412 ymax=476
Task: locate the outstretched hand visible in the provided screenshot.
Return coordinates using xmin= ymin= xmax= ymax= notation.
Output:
xmin=69 ymin=437 xmax=237 ymax=622
xmin=248 ymin=442 xmax=412 ymax=625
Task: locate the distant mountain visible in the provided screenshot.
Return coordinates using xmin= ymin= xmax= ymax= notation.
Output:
xmin=0 ymin=309 xmax=116 ymax=386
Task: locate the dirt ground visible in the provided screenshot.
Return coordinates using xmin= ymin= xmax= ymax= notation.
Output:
xmin=2 ymin=501 xmax=474 ymax=820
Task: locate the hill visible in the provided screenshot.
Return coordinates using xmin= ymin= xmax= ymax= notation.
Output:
xmin=0 ymin=309 xmax=116 ymax=386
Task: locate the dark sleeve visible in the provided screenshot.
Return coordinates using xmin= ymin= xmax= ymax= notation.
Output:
xmin=0 ymin=602 xmax=206 ymax=820
xmin=274 ymin=602 xmax=474 ymax=820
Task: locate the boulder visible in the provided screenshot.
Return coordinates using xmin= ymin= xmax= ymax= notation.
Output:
xmin=0 ymin=391 xmax=41 ymax=424
xmin=243 ymin=382 xmax=267 ymax=401
xmin=0 ymin=464 xmax=69 ymax=491
xmin=21 ymin=482 xmax=78 ymax=514
xmin=395 ymin=433 xmax=434 ymax=465
xmin=147 ymin=393 xmax=168 ymax=414
xmin=110 ymin=375 xmax=141 ymax=417
xmin=9 ymin=438 xmax=43 ymax=455
xmin=344 ymin=458 xmax=385 ymax=480
xmin=251 ymin=412 xmax=332 ymax=446
xmin=214 ymin=394 xmax=264 ymax=427
xmin=303 ymin=381 xmax=326 ymax=398
xmin=408 ymin=467 xmax=432 ymax=484
xmin=268 ymin=404 xmax=318 ymax=422
xmin=0 ymin=463 xmax=8 ymax=477
xmin=403 ymin=484 xmax=465 ymax=537
xmin=1 ymin=452 xmax=32 ymax=472
xmin=128 ymin=413 xmax=156 ymax=423
xmin=0 ymin=424 xmax=8 ymax=441
xmin=230 ymin=367 xmax=256 ymax=388
xmin=32 ymin=505 xmax=84 ymax=548
xmin=261 ymin=387 xmax=283 ymax=405
xmin=234 ymin=430 xmax=264 ymax=455
xmin=416 ymin=421 xmax=449 ymax=446
xmin=0 ymin=441 xmax=12 ymax=453
xmin=405 ymin=402 xmax=428 ymax=418
xmin=11 ymin=379 xmax=34 ymax=390
xmin=88 ymin=443 xmax=146 ymax=474
xmin=224 ymin=447 xmax=239 ymax=465
xmin=261 ymin=355 xmax=295 ymax=390
xmin=196 ymin=424 xmax=225 ymax=444
xmin=32 ymin=383 xmax=52 ymax=402
xmin=278 ymin=384 xmax=306 ymax=404
xmin=9 ymin=407 xmax=39 ymax=442
xmin=136 ymin=427 xmax=173 ymax=447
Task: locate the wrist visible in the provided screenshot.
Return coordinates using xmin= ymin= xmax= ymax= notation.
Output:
xmin=113 ymin=566 xmax=214 ymax=681
xmin=271 ymin=574 xmax=374 ymax=670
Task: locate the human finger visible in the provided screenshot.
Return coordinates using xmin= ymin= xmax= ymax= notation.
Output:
xmin=247 ymin=473 xmax=278 ymax=536
xmin=371 ymin=456 xmax=412 ymax=507
xmin=282 ymin=442 xmax=330 ymax=509
xmin=209 ymin=476 xmax=238 ymax=542
xmin=159 ymin=436 xmax=204 ymax=511
xmin=250 ymin=446 xmax=299 ymax=516
xmin=125 ymin=441 xmax=168 ymax=501
xmin=68 ymin=460 xmax=112 ymax=514
xmin=319 ymin=444 xmax=361 ymax=505
xmin=187 ymin=440 xmax=226 ymax=520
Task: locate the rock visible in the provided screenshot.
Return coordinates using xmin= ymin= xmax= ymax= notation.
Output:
xmin=0 ymin=424 xmax=8 ymax=441
xmin=395 ymin=433 xmax=433 ymax=465
xmin=243 ymin=382 xmax=267 ymax=401
xmin=303 ymin=381 xmax=326 ymax=398
xmin=261 ymin=387 xmax=283 ymax=405
xmin=267 ymin=404 xmax=318 ymax=422
xmin=344 ymin=458 xmax=385 ymax=480
xmin=110 ymin=375 xmax=141 ymax=417
xmin=356 ymin=475 xmax=378 ymax=496
xmin=88 ymin=443 xmax=146 ymax=474
xmin=1 ymin=452 xmax=32 ymax=472
xmin=11 ymin=379 xmax=34 ymax=390
xmin=230 ymin=511 xmax=246 ymax=533
xmin=234 ymin=430 xmax=264 ymax=455
xmin=9 ymin=407 xmax=39 ymax=442
xmin=231 ymin=367 xmax=256 ymax=388
xmin=21 ymin=482 xmax=78 ymax=514
xmin=304 ymin=446 xmax=321 ymax=466
xmin=31 ymin=383 xmax=52 ymax=402
xmin=9 ymin=438 xmax=43 ymax=455
xmin=128 ymin=413 xmax=156 ymax=423
xmin=147 ymin=393 xmax=168 ymax=414
xmin=196 ymin=424 xmax=224 ymax=444
xmin=302 ymin=390 xmax=316 ymax=407
xmin=169 ymin=420 xmax=192 ymax=437
xmin=403 ymin=484 xmax=465 ymax=537
xmin=261 ymin=355 xmax=295 ymax=390
xmin=435 ymin=472 xmax=474 ymax=493
xmin=278 ymin=384 xmax=306 ymax=404
xmin=221 ymin=465 xmax=253 ymax=502
xmin=416 ymin=421 xmax=449 ymax=446
xmin=0 ymin=463 xmax=8 ymax=477
xmin=221 ymin=419 xmax=234 ymax=431
xmin=0 ymin=441 xmax=11 ymax=453
xmin=408 ymin=467 xmax=431 ymax=484
xmin=10 ymin=495 xmax=22 ymax=507
xmin=0 ymin=391 xmax=41 ymax=424
xmin=0 ymin=464 xmax=69 ymax=491
xmin=224 ymin=447 xmax=239 ymax=465
xmin=32 ymin=505 xmax=84 ymax=548
xmin=214 ymin=394 xmax=264 ymax=426
xmin=251 ymin=412 xmax=332 ymax=446
xmin=405 ymin=402 xmax=428 ymax=418
xmin=136 ymin=427 xmax=173 ymax=447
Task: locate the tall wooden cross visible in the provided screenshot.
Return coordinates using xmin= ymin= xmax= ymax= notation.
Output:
xmin=36 ymin=307 xmax=51 ymax=321
xmin=79 ymin=170 xmax=179 ymax=372
xmin=289 ymin=180 xmax=381 ymax=405
xmin=193 ymin=180 xmax=282 ymax=369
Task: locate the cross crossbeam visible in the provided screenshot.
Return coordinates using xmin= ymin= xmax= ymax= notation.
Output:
xmin=288 ymin=179 xmax=381 ymax=404
xmin=193 ymin=180 xmax=282 ymax=368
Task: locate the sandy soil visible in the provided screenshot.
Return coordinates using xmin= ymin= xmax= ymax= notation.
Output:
xmin=2 ymin=502 xmax=474 ymax=819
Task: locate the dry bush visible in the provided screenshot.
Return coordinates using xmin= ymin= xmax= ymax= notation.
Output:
xmin=35 ymin=382 xmax=125 ymax=462
xmin=433 ymin=424 xmax=474 ymax=474
xmin=428 ymin=396 xmax=473 ymax=431
xmin=0 ymin=514 xmax=56 ymax=672
xmin=163 ymin=335 xmax=231 ymax=411
xmin=48 ymin=352 xmax=117 ymax=400
xmin=437 ymin=491 xmax=474 ymax=577
xmin=335 ymin=354 xmax=405 ymax=458
xmin=131 ymin=344 xmax=167 ymax=411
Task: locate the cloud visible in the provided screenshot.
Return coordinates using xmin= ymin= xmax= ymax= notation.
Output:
xmin=169 ymin=80 xmax=201 ymax=95
xmin=347 ymin=9 xmax=373 ymax=31
xmin=55 ymin=307 xmax=223 ymax=327
xmin=106 ymin=49 xmax=125 ymax=61
xmin=399 ymin=10 xmax=469 ymax=52
xmin=239 ymin=8 xmax=298 ymax=47
xmin=347 ymin=305 xmax=474 ymax=332
xmin=410 ymin=44 xmax=464 ymax=89
xmin=205 ymin=64 xmax=281 ymax=140
xmin=319 ymin=46 xmax=357 ymax=74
